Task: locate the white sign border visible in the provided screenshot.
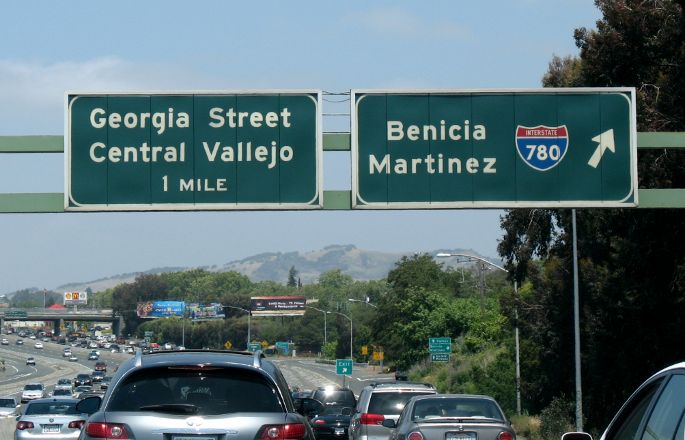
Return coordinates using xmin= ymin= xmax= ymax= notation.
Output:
xmin=351 ymin=87 xmax=638 ymax=209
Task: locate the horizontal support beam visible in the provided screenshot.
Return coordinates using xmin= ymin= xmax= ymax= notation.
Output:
xmin=637 ymin=189 xmax=685 ymax=208
xmin=0 ymin=135 xmax=63 ymax=153
xmin=0 ymin=193 xmax=63 ymax=213
xmin=637 ymin=132 xmax=685 ymax=149
xmin=0 ymin=190 xmax=682 ymax=211
xmin=323 ymin=190 xmax=352 ymax=210
xmin=1 ymin=133 xmax=684 ymax=153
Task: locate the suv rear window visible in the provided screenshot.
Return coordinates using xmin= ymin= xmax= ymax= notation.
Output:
xmin=368 ymin=392 xmax=435 ymax=416
xmin=107 ymin=366 xmax=283 ymax=415
xmin=312 ymin=389 xmax=356 ymax=407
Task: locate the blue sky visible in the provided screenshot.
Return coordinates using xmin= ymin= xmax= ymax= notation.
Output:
xmin=0 ymin=1 xmax=601 ymax=293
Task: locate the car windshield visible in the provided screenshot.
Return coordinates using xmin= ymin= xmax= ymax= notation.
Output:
xmin=53 ymin=389 xmax=72 ymax=396
xmin=412 ymin=398 xmax=504 ymax=421
xmin=24 ymin=384 xmax=43 ymax=391
xmin=312 ymin=389 xmax=355 ymax=406
xmin=368 ymin=392 xmax=435 ymax=416
xmin=26 ymin=401 xmax=79 ymax=415
xmin=0 ymin=398 xmax=15 ymax=407
xmin=58 ymin=379 xmax=71 ymax=385
xmin=322 ymin=405 xmax=354 ymax=416
xmin=107 ymin=366 xmax=283 ymax=415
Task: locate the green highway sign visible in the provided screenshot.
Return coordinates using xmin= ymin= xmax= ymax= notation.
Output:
xmin=336 ymin=359 xmax=353 ymax=375
xmin=352 ymin=89 xmax=637 ymax=209
xmin=429 ymin=337 xmax=452 ymax=354
xmin=66 ymin=92 xmax=322 ymax=211
xmin=431 ymin=353 xmax=450 ymax=362
xmin=4 ymin=310 xmax=27 ymax=318
xmin=248 ymin=342 xmax=262 ymax=352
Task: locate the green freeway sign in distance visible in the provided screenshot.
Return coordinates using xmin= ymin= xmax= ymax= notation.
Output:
xmin=429 ymin=337 xmax=452 ymax=353
xmin=431 ymin=353 xmax=450 ymax=362
xmin=66 ymin=92 xmax=322 ymax=211
xmin=352 ymin=89 xmax=637 ymax=209
xmin=336 ymin=359 xmax=353 ymax=375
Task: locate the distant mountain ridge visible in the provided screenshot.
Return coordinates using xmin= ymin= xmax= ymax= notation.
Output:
xmin=8 ymin=245 xmax=494 ymax=295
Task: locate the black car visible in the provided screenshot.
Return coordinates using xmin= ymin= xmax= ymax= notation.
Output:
xmin=310 ymin=405 xmax=354 ymax=440
xmin=75 ymin=373 xmax=93 ymax=386
xmin=311 ymin=386 xmax=356 ymax=408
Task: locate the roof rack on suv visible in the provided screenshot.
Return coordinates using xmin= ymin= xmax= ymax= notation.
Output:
xmin=134 ymin=348 xmax=264 ymax=368
xmin=367 ymin=381 xmax=435 ymax=389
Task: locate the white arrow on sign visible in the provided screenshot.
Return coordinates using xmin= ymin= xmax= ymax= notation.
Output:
xmin=588 ymin=129 xmax=615 ymax=168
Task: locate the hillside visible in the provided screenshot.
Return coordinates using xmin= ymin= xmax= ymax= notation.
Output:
xmin=10 ymin=245 xmax=493 ymax=295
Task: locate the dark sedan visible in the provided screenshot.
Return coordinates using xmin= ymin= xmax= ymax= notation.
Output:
xmin=385 ymin=394 xmax=515 ymax=440
xmin=310 ymin=405 xmax=354 ymax=440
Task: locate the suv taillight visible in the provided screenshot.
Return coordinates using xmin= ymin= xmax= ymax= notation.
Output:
xmin=260 ymin=423 xmax=307 ymax=440
xmin=360 ymin=413 xmax=385 ymax=425
xmin=408 ymin=432 xmax=424 ymax=440
xmin=85 ymin=422 xmax=131 ymax=439
xmin=16 ymin=421 xmax=34 ymax=430
xmin=68 ymin=420 xmax=86 ymax=429
xmin=498 ymin=432 xmax=514 ymax=440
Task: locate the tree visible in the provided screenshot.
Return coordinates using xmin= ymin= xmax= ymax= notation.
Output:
xmin=499 ymin=0 xmax=685 ymax=429
xmin=287 ymin=266 xmax=298 ymax=287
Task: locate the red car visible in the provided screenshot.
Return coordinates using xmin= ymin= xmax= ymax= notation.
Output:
xmin=94 ymin=361 xmax=107 ymax=372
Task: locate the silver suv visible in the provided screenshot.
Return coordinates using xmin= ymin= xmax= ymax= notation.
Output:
xmin=349 ymin=382 xmax=437 ymax=440
xmin=76 ymin=349 xmax=316 ymax=440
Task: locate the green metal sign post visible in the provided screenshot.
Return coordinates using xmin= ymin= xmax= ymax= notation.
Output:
xmin=352 ymin=89 xmax=637 ymax=209
xmin=66 ymin=92 xmax=322 ymax=211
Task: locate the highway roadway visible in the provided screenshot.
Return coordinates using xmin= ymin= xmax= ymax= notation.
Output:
xmin=0 ymin=333 xmax=131 ymax=438
xmin=0 ymin=338 xmax=393 ymax=438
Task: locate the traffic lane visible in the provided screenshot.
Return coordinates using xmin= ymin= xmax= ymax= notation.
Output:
xmin=274 ymin=359 xmax=393 ymax=397
xmin=0 ymin=416 xmax=14 ymax=440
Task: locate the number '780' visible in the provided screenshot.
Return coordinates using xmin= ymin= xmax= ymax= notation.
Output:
xmin=526 ymin=144 xmax=561 ymax=161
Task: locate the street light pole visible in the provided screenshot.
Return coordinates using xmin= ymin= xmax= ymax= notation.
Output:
xmin=436 ymin=252 xmax=521 ymax=415
xmin=327 ymin=310 xmax=353 ymax=361
xmin=225 ymin=305 xmax=251 ymax=349
xmin=305 ymin=306 xmax=328 ymax=346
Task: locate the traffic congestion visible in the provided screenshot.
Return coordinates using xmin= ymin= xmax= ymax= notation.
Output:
xmin=0 ymin=326 xmax=521 ymax=440
xmin=1 ymin=322 xmax=683 ymax=440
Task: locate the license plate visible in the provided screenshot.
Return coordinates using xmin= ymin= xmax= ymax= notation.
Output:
xmin=335 ymin=428 xmax=346 ymax=435
xmin=42 ymin=424 xmax=60 ymax=433
xmin=446 ymin=433 xmax=476 ymax=440
xmin=172 ymin=437 xmax=217 ymax=440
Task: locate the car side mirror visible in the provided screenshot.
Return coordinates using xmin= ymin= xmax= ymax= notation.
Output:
xmin=382 ymin=419 xmax=396 ymax=428
xmin=562 ymin=432 xmax=593 ymax=440
xmin=76 ymin=396 xmax=102 ymax=415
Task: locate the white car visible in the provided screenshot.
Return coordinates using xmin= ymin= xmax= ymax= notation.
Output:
xmin=34 ymin=341 xmax=43 ymax=349
xmin=565 ymin=362 xmax=685 ymax=440
xmin=0 ymin=338 xmax=8 ymax=345
xmin=20 ymin=383 xmax=45 ymax=403
xmin=0 ymin=396 xmax=19 ymax=417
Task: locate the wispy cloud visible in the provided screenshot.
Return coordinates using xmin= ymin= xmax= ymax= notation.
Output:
xmin=351 ymin=7 xmax=472 ymax=41
xmin=0 ymin=57 xmax=196 ymax=134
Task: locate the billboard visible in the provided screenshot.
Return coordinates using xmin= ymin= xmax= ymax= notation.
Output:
xmin=136 ymin=300 xmax=185 ymax=318
xmin=64 ymin=291 xmax=88 ymax=305
xmin=250 ymin=295 xmax=306 ymax=316
xmin=187 ymin=303 xmax=225 ymax=321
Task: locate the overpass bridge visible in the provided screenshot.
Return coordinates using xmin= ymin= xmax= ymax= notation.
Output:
xmin=0 ymin=308 xmax=124 ymax=336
